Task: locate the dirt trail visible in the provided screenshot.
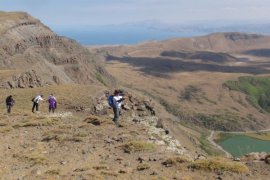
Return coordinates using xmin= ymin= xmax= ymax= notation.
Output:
xmin=207 ymin=131 xmax=232 ymax=158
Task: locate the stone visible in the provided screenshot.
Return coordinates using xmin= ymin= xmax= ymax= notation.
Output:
xmin=265 ymin=154 xmax=270 ymax=164
xmin=52 ymin=75 xmax=60 ymax=84
xmin=137 ymin=157 xmax=145 ymax=163
xmin=156 ymin=119 xmax=164 ymax=129
xmin=7 ymin=81 xmax=15 ymax=88
xmin=84 ymin=115 xmax=102 ymax=126
xmin=95 ymin=104 xmax=104 ymax=112
xmin=122 ymin=104 xmax=130 ymax=110
xmin=195 ymin=154 xmax=207 ymax=160
xmin=150 ymin=171 xmax=158 ymax=175
xmin=118 ymin=169 xmax=127 ymax=174
xmin=60 ymin=160 xmax=67 ymax=165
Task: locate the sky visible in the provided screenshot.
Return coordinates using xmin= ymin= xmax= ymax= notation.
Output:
xmin=1 ymin=0 xmax=270 ymax=29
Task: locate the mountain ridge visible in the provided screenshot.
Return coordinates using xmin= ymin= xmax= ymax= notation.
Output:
xmin=0 ymin=11 xmax=112 ymax=89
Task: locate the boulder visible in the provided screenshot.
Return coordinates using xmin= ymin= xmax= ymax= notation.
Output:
xmin=244 ymin=152 xmax=268 ymax=161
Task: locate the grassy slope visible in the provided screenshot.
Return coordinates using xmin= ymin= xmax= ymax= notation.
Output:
xmin=0 ymin=84 xmax=104 ymax=114
xmin=224 ymin=76 xmax=270 ymax=112
xmin=1 ymin=85 xmax=265 ymax=179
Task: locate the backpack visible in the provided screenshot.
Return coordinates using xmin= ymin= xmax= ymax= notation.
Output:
xmin=108 ymin=95 xmax=114 ymax=107
xmin=31 ymin=97 xmax=35 ymax=102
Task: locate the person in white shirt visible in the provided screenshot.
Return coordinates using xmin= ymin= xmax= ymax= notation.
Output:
xmin=32 ymin=95 xmax=44 ymax=113
xmin=112 ymin=90 xmax=125 ymax=126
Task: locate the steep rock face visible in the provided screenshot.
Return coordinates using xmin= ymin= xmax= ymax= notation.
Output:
xmin=0 ymin=11 xmax=112 ymax=88
xmin=1 ymin=70 xmax=43 ymax=89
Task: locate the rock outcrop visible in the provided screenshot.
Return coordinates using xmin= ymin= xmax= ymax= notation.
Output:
xmin=0 ymin=12 xmax=112 ymax=88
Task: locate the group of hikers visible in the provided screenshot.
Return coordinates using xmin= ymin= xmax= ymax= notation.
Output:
xmin=5 ymin=89 xmax=126 ymax=127
xmin=5 ymin=94 xmax=57 ymax=114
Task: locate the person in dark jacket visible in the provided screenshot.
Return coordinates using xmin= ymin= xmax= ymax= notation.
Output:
xmin=6 ymin=95 xmax=15 ymax=113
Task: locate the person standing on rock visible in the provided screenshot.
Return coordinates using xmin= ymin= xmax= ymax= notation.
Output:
xmin=48 ymin=94 xmax=57 ymax=113
xmin=112 ymin=90 xmax=125 ymax=126
xmin=32 ymin=94 xmax=44 ymax=113
xmin=5 ymin=95 xmax=15 ymax=113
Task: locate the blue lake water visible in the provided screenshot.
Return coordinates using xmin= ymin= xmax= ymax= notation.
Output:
xmin=55 ymin=26 xmax=203 ymax=45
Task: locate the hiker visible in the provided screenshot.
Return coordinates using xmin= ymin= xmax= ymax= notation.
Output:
xmin=32 ymin=94 xmax=44 ymax=113
xmin=48 ymin=94 xmax=57 ymax=113
xmin=116 ymin=89 xmax=125 ymax=116
xmin=5 ymin=95 xmax=15 ymax=113
xmin=108 ymin=90 xmax=125 ymax=126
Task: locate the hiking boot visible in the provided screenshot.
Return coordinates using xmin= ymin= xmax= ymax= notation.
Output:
xmin=113 ymin=120 xmax=119 ymax=126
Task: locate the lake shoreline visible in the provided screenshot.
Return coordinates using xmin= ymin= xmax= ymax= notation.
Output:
xmin=209 ymin=130 xmax=270 ymax=157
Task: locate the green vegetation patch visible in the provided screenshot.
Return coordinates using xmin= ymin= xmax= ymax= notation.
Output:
xmin=95 ymin=72 xmax=107 ymax=86
xmin=190 ymin=157 xmax=249 ymax=173
xmin=194 ymin=112 xmax=242 ymax=131
xmin=224 ymin=76 xmax=270 ymax=112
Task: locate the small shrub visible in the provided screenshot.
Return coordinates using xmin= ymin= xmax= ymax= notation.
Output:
xmin=162 ymin=156 xmax=192 ymax=167
xmin=137 ymin=163 xmax=150 ymax=171
xmin=96 ymin=72 xmax=107 ymax=86
xmin=100 ymin=171 xmax=118 ymax=177
xmin=93 ymin=165 xmax=109 ymax=171
xmin=121 ymin=141 xmax=155 ymax=153
xmin=45 ymin=169 xmax=60 ymax=175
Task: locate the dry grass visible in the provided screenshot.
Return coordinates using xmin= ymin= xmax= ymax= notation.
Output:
xmin=13 ymin=152 xmax=47 ymax=165
xmin=162 ymin=156 xmax=192 ymax=167
xmin=45 ymin=169 xmax=60 ymax=175
xmin=190 ymin=157 xmax=249 ymax=173
xmin=0 ymin=84 xmax=104 ymax=114
xmin=42 ymin=131 xmax=84 ymax=142
xmin=93 ymin=165 xmax=110 ymax=171
xmin=246 ymin=132 xmax=270 ymax=141
xmin=13 ymin=117 xmax=59 ymax=128
xmin=137 ymin=163 xmax=150 ymax=171
xmin=100 ymin=170 xmax=118 ymax=177
xmin=0 ymin=126 xmax=13 ymax=133
xmin=120 ymin=141 xmax=155 ymax=153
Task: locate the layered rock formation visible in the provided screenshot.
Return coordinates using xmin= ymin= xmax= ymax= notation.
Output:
xmin=0 ymin=11 xmax=111 ymax=88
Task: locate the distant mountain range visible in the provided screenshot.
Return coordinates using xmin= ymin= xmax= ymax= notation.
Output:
xmin=55 ymin=20 xmax=270 ymax=45
xmin=120 ymin=20 xmax=270 ymax=35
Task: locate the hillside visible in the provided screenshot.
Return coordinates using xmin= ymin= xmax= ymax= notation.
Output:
xmin=0 ymin=12 xmax=270 ymax=179
xmin=0 ymin=11 xmax=111 ymax=88
xmin=1 ymin=85 xmax=270 ymax=179
xmin=90 ymin=32 xmax=270 ymax=131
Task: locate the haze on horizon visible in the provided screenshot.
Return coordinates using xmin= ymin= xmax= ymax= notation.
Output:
xmin=1 ymin=0 xmax=270 ymax=29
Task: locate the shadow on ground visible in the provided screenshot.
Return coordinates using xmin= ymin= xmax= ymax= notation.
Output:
xmin=106 ymin=55 xmax=270 ymax=76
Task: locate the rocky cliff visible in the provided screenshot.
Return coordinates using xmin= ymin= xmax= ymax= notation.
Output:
xmin=0 ymin=11 xmax=111 ymax=88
